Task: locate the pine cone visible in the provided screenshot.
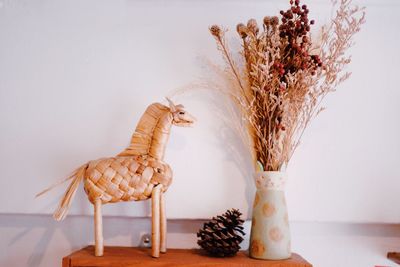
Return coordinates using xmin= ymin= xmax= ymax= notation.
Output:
xmin=197 ymin=209 xmax=245 ymax=257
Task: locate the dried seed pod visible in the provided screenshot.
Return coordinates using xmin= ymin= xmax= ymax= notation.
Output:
xmin=270 ymin=16 xmax=279 ymax=26
xmin=247 ymin=19 xmax=259 ymax=35
xmin=263 ymin=16 xmax=271 ymax=27
xmin=236 ymin=23 xmax=248 ymax=38
xmin=210 ymin=25 xmax=222 ymax=37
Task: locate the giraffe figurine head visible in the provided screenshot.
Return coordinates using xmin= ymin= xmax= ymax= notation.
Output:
xmin=166 ymin=98 xmax=196 ymax=127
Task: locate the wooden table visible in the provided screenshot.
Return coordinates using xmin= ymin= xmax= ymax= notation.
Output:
xmin=388 ymin=252 xmax=400 ymax=264
xmin=62 ymin=246 xmax=312 ymax=267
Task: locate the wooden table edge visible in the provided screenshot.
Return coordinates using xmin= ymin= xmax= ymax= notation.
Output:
xmin=62 ymin=246 xmax=312 ymax=267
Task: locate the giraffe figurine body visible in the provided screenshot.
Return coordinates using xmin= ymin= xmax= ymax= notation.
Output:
xmin=39 ymin=99 xmax=195 ymax=257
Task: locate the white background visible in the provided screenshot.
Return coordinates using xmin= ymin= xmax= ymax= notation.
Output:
xmin=0 ymin=0 xmax=399 ymax=223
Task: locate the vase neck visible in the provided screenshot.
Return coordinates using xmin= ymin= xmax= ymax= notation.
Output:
xmin=255 ymin=171 xmax=287 ymax=190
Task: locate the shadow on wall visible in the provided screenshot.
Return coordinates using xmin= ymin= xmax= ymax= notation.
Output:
xmin=170 ymin=56 xmax=256 ymax=218
xmin=0 ymin=213 xmax=205 ymax=267
xmin=209 ymin=92 xmax=256 ymax=218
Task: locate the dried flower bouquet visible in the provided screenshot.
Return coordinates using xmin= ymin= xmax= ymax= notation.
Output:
xmin=209 ymin=0 xmax=365 ymax=171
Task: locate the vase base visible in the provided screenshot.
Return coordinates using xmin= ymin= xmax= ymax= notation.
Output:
xmin=249 ymin=253 xmax=292 ymax=261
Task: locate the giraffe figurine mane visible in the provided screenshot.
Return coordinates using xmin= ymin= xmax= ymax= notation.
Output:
xmin=118 ymin=103 xmax=172 ymax=159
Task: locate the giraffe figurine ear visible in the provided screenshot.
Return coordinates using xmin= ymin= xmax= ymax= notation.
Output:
xmin=166 ymin=97 xmax=177 ymax=112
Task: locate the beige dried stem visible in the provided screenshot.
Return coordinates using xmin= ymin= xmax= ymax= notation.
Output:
xmin=172 ymin=0 xmax=364 ymax=173
xmin=207 ymin=0 xmax=365 ymax=171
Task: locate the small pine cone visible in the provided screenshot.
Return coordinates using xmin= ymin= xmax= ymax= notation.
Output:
xmin=197 ymin=209 xmax=245 ymax=257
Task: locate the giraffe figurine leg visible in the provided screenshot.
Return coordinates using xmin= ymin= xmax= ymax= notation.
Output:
xmin=160 ymin=190 xmax=167 ymax=253
xmin=94 ymin=198 xmax=104 ymax=256
xmin=151 ymin=184 xmax=162 ymax=258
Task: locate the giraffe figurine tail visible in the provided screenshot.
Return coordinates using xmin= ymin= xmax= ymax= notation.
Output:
xmin=36 ymin=163 xmax=89 ymax=221
xmin=53 ymin=163 xmax=88 ymax=221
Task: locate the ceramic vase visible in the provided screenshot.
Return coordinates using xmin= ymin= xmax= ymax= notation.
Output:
xmin=249 ymin=171 xmax=291 ymax=260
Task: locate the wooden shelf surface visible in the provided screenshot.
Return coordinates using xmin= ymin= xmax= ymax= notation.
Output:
xmin=387 ymin=252 xmax=400 ymax=265
xmin=62 ymin=246 xmax=312 ymax=267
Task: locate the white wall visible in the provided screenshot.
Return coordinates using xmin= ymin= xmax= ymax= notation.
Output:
xmin=0 ymin=0 xmax=400 ymax=266
xmin=1 ymin=0 xmax=399 ymax=222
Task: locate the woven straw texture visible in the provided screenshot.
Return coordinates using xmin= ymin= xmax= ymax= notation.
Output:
xmin=84 ymin=155 xmax=172 ymax=204
xmin=118 ymin=103 xmax=172 ymax=160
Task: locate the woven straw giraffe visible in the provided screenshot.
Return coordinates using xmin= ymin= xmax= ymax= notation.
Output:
xmin=37 ymin=99 xmax=195 ymax=257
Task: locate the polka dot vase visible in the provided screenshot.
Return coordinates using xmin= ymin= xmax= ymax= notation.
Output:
xmin=249 ymin=171 xmax=291 ymax=260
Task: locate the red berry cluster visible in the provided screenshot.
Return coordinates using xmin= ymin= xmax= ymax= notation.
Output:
xmin=279 ymin=0 xmax=314 ymax=39
xmin=310 ymin=55 xmax=323 ymax=74
xmin=274 ymin=0 xmax=322 ymax=76
xmin=273 ymin=61 xmax=285 ymax=76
